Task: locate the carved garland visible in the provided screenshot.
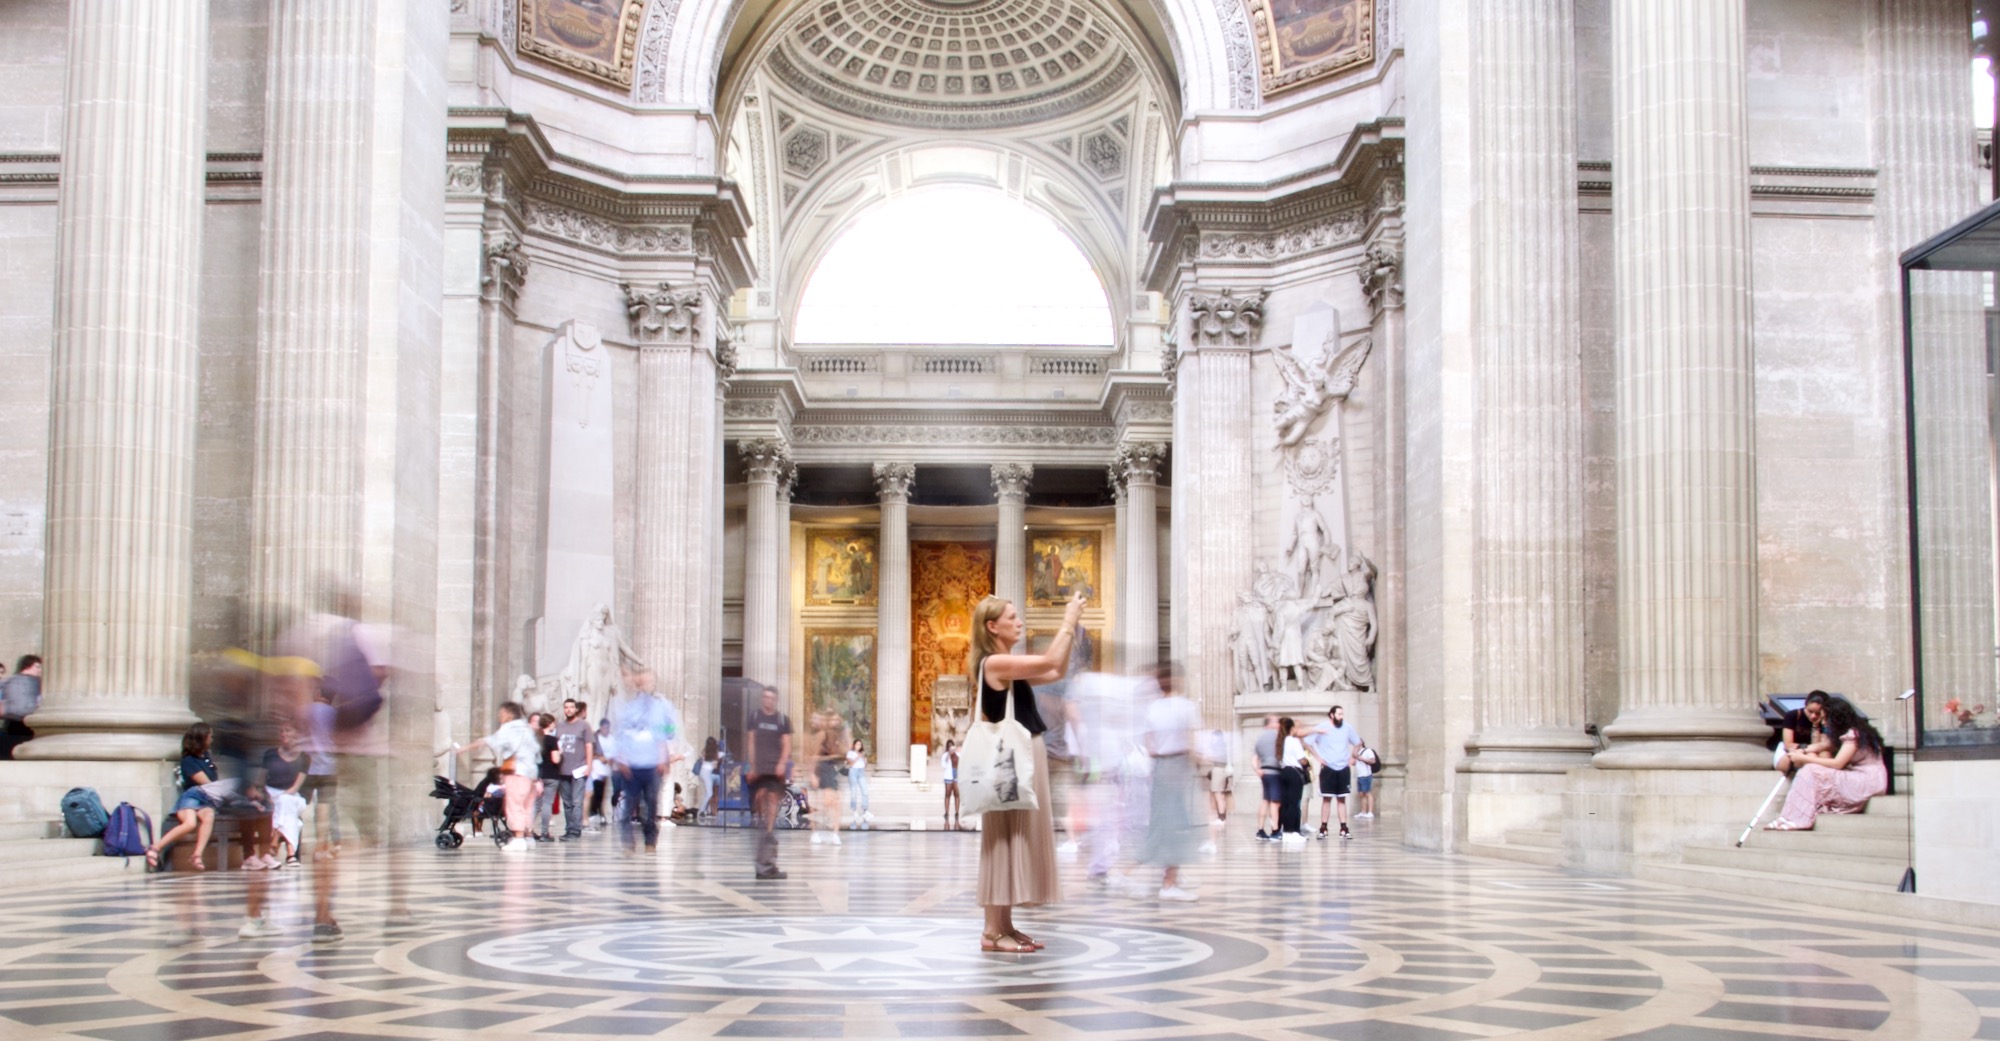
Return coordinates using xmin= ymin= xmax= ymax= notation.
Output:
xmin=524 ymin=199 xmax=693 ymax=256
xmin=795 ymin=425 xmax=1118 ymax=447
xmin=633 ymin=0 xmax=684 ymax=104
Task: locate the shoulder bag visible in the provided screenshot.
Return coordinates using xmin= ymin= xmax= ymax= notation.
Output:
xmin=958 ymin=663 xmax=1040 ymax=816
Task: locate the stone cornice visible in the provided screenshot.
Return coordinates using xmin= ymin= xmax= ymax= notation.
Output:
xmin=794 ymin=406 xmax=1118 ymax=449
xmin=1576 ymin=160 xmax=1878 ymax=211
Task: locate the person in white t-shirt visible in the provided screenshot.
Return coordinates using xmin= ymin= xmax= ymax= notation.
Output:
xmin=1141 ymin=665 xmax=1202 ymax=901
xmin=1352 ymin=740 xmax=1379 ymax=819
xmin=1304 ymin=705 xmax=1362 ymax=840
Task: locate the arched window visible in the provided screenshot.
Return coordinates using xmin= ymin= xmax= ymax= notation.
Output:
xmin=793 ymin=187 xmax=1114 ymax=346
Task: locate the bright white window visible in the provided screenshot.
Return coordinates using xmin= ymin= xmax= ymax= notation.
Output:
xmin=794 ymin=186 xmax=1114 ymax=345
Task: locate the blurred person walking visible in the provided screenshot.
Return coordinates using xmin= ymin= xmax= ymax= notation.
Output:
xmin=0 ymin=654 xmax=40 ymax=759
xmin=1142 ymin=664 xmax=1201 ymax=901
xmin=969 ymin=591 xmax=1083 ymax=953
xmin=809 ymin=709 xmax=845 ymax=845
xmin=458 ymin=702 xmax=541 ymax=853
xmin=607 ymin=670 xmax=677 ymax=854
xmin=746 ymin=686 xmax=793 ymax=878
xmin=1253 ymin=715 xmax=1281 ymax=841
xmin=847 ymin=739 xmax=871 ymax=824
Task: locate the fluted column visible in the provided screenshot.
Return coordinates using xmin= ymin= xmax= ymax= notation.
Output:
xmin=1463 ymin=0 xmax=1594 ymax=772
xmin=1110 ymin=468 xmax=1129 ymax=667
xmin=1876 ymin=0 xmax=1989 ymax=732
xmin=740 ymin=439 xmax=791 ymax=686
xmin=991 ymin=464 xmax=1033 ymax=623
xmin=1360 ymin=241 xmax=1407 ymax=776
xmin=250 ymin=0 xmax=375 ymax=628
xmin=627 ymin=283 xmax=708 ymax=706
xmin=1121 ymin=443 xmax=1166 ymax=670
xmin=874 ymin=463 xmax=916 ymax=773
xmin=23 ymin=0 xmax=208 ymax=759
xmin=1596 ymin=0 xmax=1768 ymax=768
xmin=775 ymin=464 xmax=797 ymax=687
xmin=1174 ymin=289 xmax=1263 ymax=724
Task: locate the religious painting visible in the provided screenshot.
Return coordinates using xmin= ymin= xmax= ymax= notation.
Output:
xmin=517 ymin=0 xmax=648 ymax=88
xmin=910 ymin=541 xmax=995 ymax=749
xmin=1028 ymin=531 xmax=1099 ymax=606
xmin=806 ymin=529 xmax=878 ymax=605
xmin=806 ymin=630 xmax=876 ymax=754
xmin=1248 ymin=0 xmax=1373 ymax=96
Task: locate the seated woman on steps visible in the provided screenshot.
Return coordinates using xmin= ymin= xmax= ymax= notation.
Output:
xmin=1766 ymin=698 xmax=1888 ymax=831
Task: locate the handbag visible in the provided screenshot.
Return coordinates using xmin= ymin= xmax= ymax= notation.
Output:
xmin=958 ymin=663 xmax=1040 ymax=816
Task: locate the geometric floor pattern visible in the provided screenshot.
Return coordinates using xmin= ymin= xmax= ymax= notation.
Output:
xmin=2 ymin=817 xmax=1997 ymax=1040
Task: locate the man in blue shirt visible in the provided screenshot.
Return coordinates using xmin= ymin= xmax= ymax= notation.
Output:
xmin=1305 ymin=704 xmax=1361 ymax=840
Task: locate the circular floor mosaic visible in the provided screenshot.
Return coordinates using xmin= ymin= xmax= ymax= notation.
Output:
xmin=458 ymin=914 xmax=1229 ymax=993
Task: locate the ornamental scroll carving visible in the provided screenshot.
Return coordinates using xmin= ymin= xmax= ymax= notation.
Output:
xmin=482 ymin=231 xmax=528 ymax=306
xmin=1188 ymin=288 xmax=1269 ymax=348
xmin=526 ymin=200 xmax=692 ymax=256
xmin=794 ymin=425 xmax=1116 ymax=447
xmin=1201 ymin=207 xmax=1369 ymax=260
xmin=623 ymin=282 xmax=701 ymax=345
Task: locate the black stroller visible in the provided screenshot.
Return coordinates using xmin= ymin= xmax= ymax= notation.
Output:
xmin=431 ymin=771 xmax=508 ymax=849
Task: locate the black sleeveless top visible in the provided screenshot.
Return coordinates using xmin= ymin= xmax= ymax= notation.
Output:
xmin=978 ymin=662 xmax=1049 ymax=737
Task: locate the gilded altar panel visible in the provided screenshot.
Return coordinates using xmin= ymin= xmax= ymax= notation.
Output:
xmin=911 ymin=541 xmax=995 ymax=750
xmin=1248 ymin=0 xmax=1373 ymax=96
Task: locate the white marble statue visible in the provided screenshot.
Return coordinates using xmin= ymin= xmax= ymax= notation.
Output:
xmin=1231 ymin=544 xmax=1379 ymax=695
xmin=560 ymin=603 xmax=646 ymax=710
xmin=1230 ymin=591 xmax=1276 ymax=693
xmin=1316 ymin=554 xmax=1378 ymax=692
xmin=514 ymin=673 xmax=546 ymax=717
xmin=1273 ymin=328 xmax=1372 ymax=448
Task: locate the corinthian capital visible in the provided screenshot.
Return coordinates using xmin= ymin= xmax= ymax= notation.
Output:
xmin=1358 ymin=239 xmax=1403 ymax=309
xmin=482 ymin=231 xmax=528 ymax=306
xmin=1116 ymin=441 xmax=1168 ymax=485
xmin=872 ymin=462 xmax=916 ymax=502
xmin=1188 ymin=287 xmax=1269 ymax=348
xmin=738 ymin=438 xmax=792 ymax=484
xmin=623 ymin=281 xmax=702 ymax=345
xmin=990 ymin=463 xmax=1034 ymax=503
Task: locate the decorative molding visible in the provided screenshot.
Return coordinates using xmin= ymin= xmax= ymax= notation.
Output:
xmin=623 ymin=281 xmax=702 ymax=345
xmin=725 ymin=400 xmax=781 ymax=419
xmin=990 ymin=462 xmax=1035 ymax=501
xmin=739 ymin=438 xmax=793 ymax=483
xmin=872 ymin=462 xmax=916 ymax=501
xmin=1213 ymin=0 xmax=1260 ymax=109
xmin=524 ymin=199 xmax=693 ymax=255
xmin=763 ymin=46 xmax=1142 ymax=132
xmin=1188 ymin=288 xmax=1269 ymax=348
xmin=1281 ymin=436 xmax=1341 ymax=497
xmin=1198 ymin=204 xmax=1370 ymax=260
xmin=481 ymin=230 xmax=529 ymax=306
xmin=633 ymin=0 xmax=684 ymax=104
xmin=447 ymin=161 xmax=485 ymax=197
xmin=715 ymin=322 xmax=740 ymax=382
xmin=796 ymin=424 xmax=1117 ymax=447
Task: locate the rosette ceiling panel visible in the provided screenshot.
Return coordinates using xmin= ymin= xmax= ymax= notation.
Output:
xmin=765 ymin=0 xmax=1140 ymax=129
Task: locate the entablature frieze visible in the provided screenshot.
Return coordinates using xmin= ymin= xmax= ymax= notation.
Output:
xmin=788 ymin=406 xmax=1132 ymax=464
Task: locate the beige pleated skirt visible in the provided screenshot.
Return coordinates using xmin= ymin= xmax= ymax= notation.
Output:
xmin=977 ymin=735 xmax=1061 ymax=908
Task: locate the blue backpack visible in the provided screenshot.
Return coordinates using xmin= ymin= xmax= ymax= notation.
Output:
xmin=101 ymin=803 xmax=152 ymax=860
xmin=60 ymin=787 xmax=109 ymax=838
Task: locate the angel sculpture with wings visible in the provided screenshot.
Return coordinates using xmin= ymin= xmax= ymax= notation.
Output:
xmin=1273 ymin=332 xmax=1373 ymax=448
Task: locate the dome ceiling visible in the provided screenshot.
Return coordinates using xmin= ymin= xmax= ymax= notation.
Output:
xmin=764 ymin=0 xmax=1139 ymax=130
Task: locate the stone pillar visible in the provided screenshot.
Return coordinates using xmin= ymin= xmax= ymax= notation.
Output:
xmin=1463 ymin=0 xmax=1594 ymax=773
xmin=1174 ymin=289 xmax=1264 ymax=725
xmin=1120 ymin=443 xmax=1166 ymax=670
xmin=250 ymin=0 xmax=375 ymax=628
xmin=626 ymin=283 xmax=709 ymax=709
xmin=1360 ymin=242 xmax=1408 ymax=778
xmin=1110 ymin=468 xmax=1129 ymax=667
xmin=1596 ymin=0 xmax=1768 ymax=768
xmin=775 ymin=463 xmax=797 ymax=687
xmin=990 ymin=464 xmax=1033 ymax=621
xmin=874 ymin=463 xmax=916 ymax=773
xmin=23 ymin=0 xmax=208 ymax=760
xmin=740 ymin=439 xmax=791 ymax=686
xmin=1875 ymin=0 xmax=1989 ymax=732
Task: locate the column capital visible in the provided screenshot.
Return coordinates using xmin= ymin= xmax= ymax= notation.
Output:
xmin=776 ymin=459 xmax=798 ymax=502
xmin=1107 ymin=461 xmax=1128 ymax=502
xmin=481 ymin=230 xmax=528 ymax=307
xmin=990 ymin=462 xmax=1034 ymax=503
xmin=872 ymin=462 xmax=916 ymax=503
xmin=623 ymin=281 xmax=702 ymax=346
xmin=1358 ymin=239 xmax=1403 ymax=310
xmin=1115 ymin=441 xmax=1168 ymax=486
xmin=738 ymin=437 xmax=792 ymax=484
xmin=1187 ymin=287 xmax=1269 ymax=350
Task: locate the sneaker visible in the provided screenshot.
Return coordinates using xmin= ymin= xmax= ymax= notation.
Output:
xmin=1340 ymin=826 xmax=1352 ymax=840
xmin=533 ymin=833 xmax=554 ymax=843
xmin=559 ymin=833 xmax=580 ymax=842
xmin=644 ymin=844 xmax=658 ymax=854
xmin=311 ymin=921 xmax=343 ymax=944
xmin=501 ymin=839 xmax=528 ymax=854
xmin=755 ymin=868 xmax=788 ymax=880
xmin=1317 ymin=824 xmax=1329 ymax=839
xmin=811 ymin=832 xmax=824 ymax=844
xmin=1253 ymin=829 xmax=1270 ymax=842
xmin=1198 ymin=841 xmax=1216 ymax=855
xmin=1159 ymin=886 xmax=1199 ymax=902
xmin=238 ymin=916 xmax=281 ymax=939
xmin=829 ymin=833 xmax=842 ymax=846
xmin=1057 ymin=840 xmax=1080 ymax=855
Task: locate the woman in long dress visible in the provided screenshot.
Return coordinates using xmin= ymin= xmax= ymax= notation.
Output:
xmin=1767 ymin=699 xmax=1888 ymax=831
xmin=970 ymin=590 xmax=1085 ymax=953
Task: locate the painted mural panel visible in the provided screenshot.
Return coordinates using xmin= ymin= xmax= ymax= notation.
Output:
xmin=1248 ymin=0 xmax=1373 ymax=96
xmin=1028 ymin=531 xmax=1099 ymax=607
xmin=805 ymin=529 xmax=879 ymax=605
xmin=911 ymin=541 xmax=995 ymax=750
xmin=517 ymin=0 xmax=648 ymax=88
xmin=806 ymin=629 xmax=876 ymax=754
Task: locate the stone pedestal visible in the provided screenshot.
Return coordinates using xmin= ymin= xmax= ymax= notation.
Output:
xmin=991 ymin=464 xmax=1032 ymax=623
xmin=874 ymin=463 xmax=915 ymax=773
xmin=1595 ymin=0 xmax=1768 ymax=770
xmin=24 ymin=0 xmax=209 ymax=760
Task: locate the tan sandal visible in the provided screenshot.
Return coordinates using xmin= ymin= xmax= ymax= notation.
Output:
xmin=982 ymin=931 xmax=1031 ymax=953
xmin=1008 ymin=929 xmax=1044 ymax=951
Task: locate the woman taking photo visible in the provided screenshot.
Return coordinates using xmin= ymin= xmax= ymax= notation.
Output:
xmin=1766 ymin=698 xmax=1889 ymax=831
xmin=970 ymin=589 xmax=1085 ymax=953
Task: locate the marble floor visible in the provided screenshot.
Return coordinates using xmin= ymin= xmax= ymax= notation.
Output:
xmin=1 ymin=816 xmax=1995 ymax=1041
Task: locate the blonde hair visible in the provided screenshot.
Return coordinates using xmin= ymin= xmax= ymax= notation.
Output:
xmin=970 ymin=595 xmax=1010 ymax=688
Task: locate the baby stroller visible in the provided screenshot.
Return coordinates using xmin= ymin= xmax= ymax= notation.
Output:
xmin=431 ymin=771 xmax=508 ymax=849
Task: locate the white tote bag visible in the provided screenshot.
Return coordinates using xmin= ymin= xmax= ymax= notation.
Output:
xmin=958 ymin=664 xmax=1040 ymax=816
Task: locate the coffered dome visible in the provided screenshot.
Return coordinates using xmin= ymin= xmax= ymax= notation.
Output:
xmin=763 ymin=0 xmax=1140 ymax=129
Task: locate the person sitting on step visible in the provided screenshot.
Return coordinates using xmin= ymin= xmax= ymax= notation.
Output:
xmin=1766 ymin=698 xmax=1888 ymax=831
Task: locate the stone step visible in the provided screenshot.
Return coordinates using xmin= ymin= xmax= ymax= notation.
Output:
xmin=1679 ymin=842 xmax=1908 ymax=887
xmin=1503 ymin=828 xmax=1563 ymax=849
xmin=0 ymin=836 xmax=108 ymax=863
xmin=1740 ymin=830 xmax=1911 ymax=861
xmin=1463 ymin=841 xmax=1562 ymax=868
xmin=1634 ymin=861 xmax=2000 ymax=933
xmin=0 ymin=838 xmax=141 ymax=891
xmin=0 ymin=819 xmax=63 ymax=842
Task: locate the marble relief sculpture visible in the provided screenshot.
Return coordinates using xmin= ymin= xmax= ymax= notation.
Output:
xmin=560 ymin=603 xmax=646 ymax=708
xmin=1272 ymin=322 xmax=1371 ymax=447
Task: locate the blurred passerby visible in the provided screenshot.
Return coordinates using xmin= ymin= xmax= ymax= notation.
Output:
xmin=532 ymin=712 xmax=562 ymax=841
xmin=746 ymin=686 xmax=792 ymax=879
xmin=1253 ymin=715 xmax=1281 ymax=841
xmin=553 ymin=699 xmax=596 ymax=840
xmin=1142 ymin=665 xmax=1200 ymax=901
xmin=846 ymin=739 xmax=871 ymax=824
xmin=809 ymin=709 xmax=845 ymax=845
xmin=0 ymin=654 xmax=41 ymax=759
xmin=608 ymin=670 xmax=677 ymax=854
xmin=458 ymin=702 xmax=539 ymax=853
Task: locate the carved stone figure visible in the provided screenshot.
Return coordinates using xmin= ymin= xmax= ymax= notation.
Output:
xmin=1231 ymin=545 xmax=1378 ymax=695
xmin=559 ymin=603 xmax=646 ymax=710
xmin=1229 ymin=591 xmax=1276 ymax=693
xmin=1283 ymin=505 xmax=1333 ymax=603
xmin=1318 ymin=554 xmax=1378 ymax=691
xmin=1273 ymin=327 xmax=1372 ymax=447
xmin=514 ymin=673 xmax=544 ymax=717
